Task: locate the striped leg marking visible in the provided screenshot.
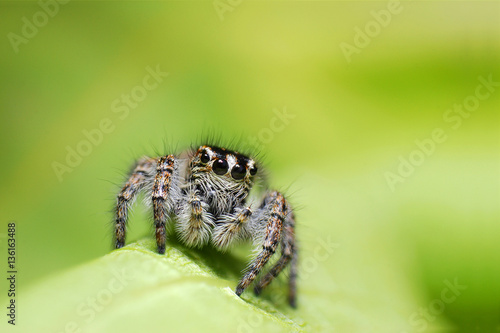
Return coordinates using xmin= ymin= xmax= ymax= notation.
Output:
xmin=152 ymin=155 xmax=175 ymax=254
xmin=115 ymin=157 xmax=156 ymax=249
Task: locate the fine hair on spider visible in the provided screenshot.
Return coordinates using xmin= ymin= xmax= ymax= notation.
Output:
xmin=113 ymin=140 xmax=298 ymax=307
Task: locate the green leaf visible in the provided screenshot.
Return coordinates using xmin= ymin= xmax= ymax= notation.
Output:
xmin=14 ymin=238 xmax=426 ymax=332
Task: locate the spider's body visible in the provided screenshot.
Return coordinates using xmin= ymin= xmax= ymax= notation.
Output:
xmin=114 ymin=145 xmax=298 ymax=306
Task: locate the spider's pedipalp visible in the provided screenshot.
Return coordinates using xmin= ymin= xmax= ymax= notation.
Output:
xmin=177 ymin=190 xmax=214 ymax=247
xmin=212 ymin=207 xmax=252 ymax=249
xmin=114 ymin=157 xmax=156 ymax=249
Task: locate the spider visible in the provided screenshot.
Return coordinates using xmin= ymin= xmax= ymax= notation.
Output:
xmin=113 ymin=144 xmax=298 ymax=307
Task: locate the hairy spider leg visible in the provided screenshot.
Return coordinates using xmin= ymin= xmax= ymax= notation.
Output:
xmin=235 ymin=191 xmax=289 ymax=299
xmin=288 ymin=227 xmax=298 ymax=308
xmin=115 ymin=157 xmax=157 ymax=249
xmin=152 ymin=155 xmax=175 ymax=254
xmin=254 ymin=211 xmax=297 ymax=307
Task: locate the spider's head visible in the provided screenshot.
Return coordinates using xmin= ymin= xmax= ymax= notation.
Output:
xmin=193 ymin=145 xmax=257 ymax=183
xmin=190 ymin=145 xmax=258 ymax=210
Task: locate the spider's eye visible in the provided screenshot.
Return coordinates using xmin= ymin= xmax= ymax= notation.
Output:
xmin=249 ymin=165 xmax=258 ymax=176
xmin=200 ymin=150 xmax=210 ymax=163
xmin=231 ymin=164 xmax=246 ymax=180
xmin=213 ymin=159 xmax=229 ymax=175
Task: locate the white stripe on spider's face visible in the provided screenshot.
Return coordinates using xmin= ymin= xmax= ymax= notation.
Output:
xmin=226 ymin=154 xmax=237 ymax=171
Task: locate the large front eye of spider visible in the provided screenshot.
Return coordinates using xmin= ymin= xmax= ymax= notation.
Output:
xmin=212 ymin=159 xmax=229 ymax=175
xmin=200 ymin=149 xmax=210 ymax=163
xmin=231 ymin=164 xmax=246 ymax=180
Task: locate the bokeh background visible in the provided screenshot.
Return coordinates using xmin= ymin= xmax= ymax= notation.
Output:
xmin=1 ymin=1 xmax=499 ymax=332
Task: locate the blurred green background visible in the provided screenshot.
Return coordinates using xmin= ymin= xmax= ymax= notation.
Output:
xmin=0 ymin=1 xmax=499 ymax=332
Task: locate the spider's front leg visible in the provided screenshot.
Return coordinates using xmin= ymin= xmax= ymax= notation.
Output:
xmin=255 ymin=211 xmax=297 ymax=307
xmin=152 ymin=155 xmax=176 ymax=254
xmin=115 ymin=157 xmax=156 ymax=249
xmin=236 ymin=191 xmax=297 ymax=306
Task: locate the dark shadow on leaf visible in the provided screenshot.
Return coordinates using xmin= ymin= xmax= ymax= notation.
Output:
xmin=158 ymin=235 xmax=249 ymax=281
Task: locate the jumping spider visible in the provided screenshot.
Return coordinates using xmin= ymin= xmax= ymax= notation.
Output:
xmin=114 ymin=145 xmax=297 ymax=307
